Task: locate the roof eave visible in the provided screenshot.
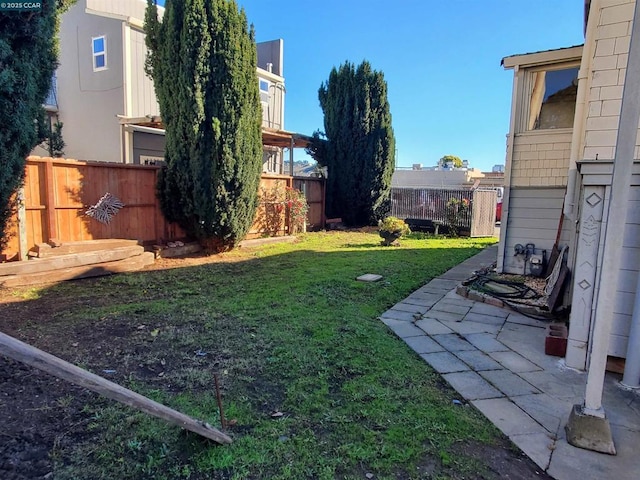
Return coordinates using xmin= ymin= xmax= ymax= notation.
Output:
xmin=502 ymin=45 xmax=584 ymax=70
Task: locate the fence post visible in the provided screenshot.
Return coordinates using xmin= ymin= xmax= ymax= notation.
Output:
xmin=43 ymin=158 xmax=58 ymax=244
xmin=17 ymin=188 xmax=28 ymax=260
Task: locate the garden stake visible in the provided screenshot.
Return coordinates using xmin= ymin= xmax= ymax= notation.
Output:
xmin=214 ymin=373 xmax=227 ymax=430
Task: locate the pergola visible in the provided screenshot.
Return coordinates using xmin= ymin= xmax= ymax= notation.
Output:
xmin=120 ymin=117 xmax=313 ymax=176
xmin=261 ymin=127 xmax=313 ymax=176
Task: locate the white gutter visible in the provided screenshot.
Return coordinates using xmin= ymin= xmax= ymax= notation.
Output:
xmin=583 ymin=0 xmax=640 ymax=416
xmin=564 ymin=0 xmax=599 ymax=219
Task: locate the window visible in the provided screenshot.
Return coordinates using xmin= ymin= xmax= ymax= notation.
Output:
xmin=259 ymin=78 xmax=270 ymax=103
xmin=525 ymin=66 xmax=578 ymax=130
xmin=92 ymin=35 xmax=107 ymax=71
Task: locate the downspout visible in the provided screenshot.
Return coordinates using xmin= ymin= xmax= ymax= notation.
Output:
xmin=564 ymin=0 xmax=599 ymax=219
xmin=496 ymin=65 xmax=519 ymax=273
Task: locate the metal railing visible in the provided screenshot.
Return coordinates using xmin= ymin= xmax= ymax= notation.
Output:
xmin=391 ymin=187 xmax=473 ymax=231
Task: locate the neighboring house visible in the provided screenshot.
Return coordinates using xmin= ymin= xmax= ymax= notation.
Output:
xmin=500 ymin=0 xmax=640 ymax=419
xmin=36 ymin=0 xmax=293 ymax=174
xmin=392 ymin=165 xmax=489 ymax=189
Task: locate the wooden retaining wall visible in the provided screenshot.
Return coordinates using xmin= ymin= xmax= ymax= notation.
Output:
xmin=2 ymin=157 xmax=325 ymax=261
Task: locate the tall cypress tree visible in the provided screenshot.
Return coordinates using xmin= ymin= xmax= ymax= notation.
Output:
xmin=145 ymin=0 xmax=263 ymax=252
xmin=317 ymin=61 xmax=395 ymax=226
xmin=0 ymin=1 xmax=74 ymax=251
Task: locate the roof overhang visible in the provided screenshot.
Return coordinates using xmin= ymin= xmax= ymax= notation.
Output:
xmin=256 ymin=68 xmax=284 ymax=83
xmin=502 ymin=45 xmax=583 ymax=70
xmin=119 ymin=118 xmax=312 ymax=149
xmin=261 ymin=128 xmax=312 ymax=149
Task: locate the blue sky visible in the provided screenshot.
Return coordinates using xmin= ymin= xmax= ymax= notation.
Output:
xmin=156 ymin=1 xmax=585 ymax=172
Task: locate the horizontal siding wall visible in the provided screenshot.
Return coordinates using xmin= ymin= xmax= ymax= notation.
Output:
xmin=607 ymin=185 xmax=640 ymax=357
xmin=583 ymin=0 xmax=639 ymax=160
xmin=510 ymin=131 xmax=572 ymax=188
xmin=501 ymin=187 xmax=570 ymax=274
xmin=129 ymin=28 xmax=160 ymax=118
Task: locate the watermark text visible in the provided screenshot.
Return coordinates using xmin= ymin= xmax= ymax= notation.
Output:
xmin=0 ymin=2 xmax=42 ymax=11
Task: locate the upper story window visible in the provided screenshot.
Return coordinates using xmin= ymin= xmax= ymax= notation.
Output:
xmin=92 ymin=35 xmax=107 ymax=71
xmin=259 ymin=78 xmax=270 ymax=103
xmin=522 ymin=65 xmax=578 ymax=131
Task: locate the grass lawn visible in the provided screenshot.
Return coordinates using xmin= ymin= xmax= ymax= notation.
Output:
xmin=0 ymin=230 xmax=537 ymax=480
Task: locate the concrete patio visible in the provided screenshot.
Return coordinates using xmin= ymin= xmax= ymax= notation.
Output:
xmin=380 ymin=245 xmax=640 ymax=480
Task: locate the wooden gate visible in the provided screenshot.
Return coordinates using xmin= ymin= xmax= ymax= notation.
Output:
xmin=470 ymin=190 xmax=498 ymax=237
xmin=293 ymin=177 xmax=325 ymax=230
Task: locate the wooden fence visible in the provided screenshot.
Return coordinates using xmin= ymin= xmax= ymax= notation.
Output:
xmin=391 ymin=187 xmax=496 ymax=237
xmin=293 ymin=176 xmax=326 ymax=230
xmin=2 ymin=157 xmax=325 ymax=261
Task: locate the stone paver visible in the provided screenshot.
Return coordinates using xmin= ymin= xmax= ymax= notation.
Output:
xmin=402 ymin=292 xmax=443 ymax=307
xmin=471 ymin=398 xmax=546 ymax=436
xmin=421 ymin=351 xmax=470 ymax=373
xmin=403 ymin=335 xmax=445 ymax=354
xmin=505 ymin=312 xmax=550 ymax=327
xmin=423 ymin=278 xmax=460 ymax=291
xmin=464 ymin=333 xmax=510 ymax=352
xmin=389 ymin=302 xmax=429 ymax=315
xmin=430 ymin=302 xmax=472 ymax=316
xmin=440 ymin=319 xmax=502 ymax=335
xmin=497 ymin=323 xmax=558 ymax=369
xmin=510 ymin=432 xmax=555 ymax=471
xmin=511 ymin=393 xmax=573 ymax=434
xmin=463 ymin=312 xmax=507 ymax=326
xmin=489 ymin=350 xmax=543 ymax=373
xmin=454 ymin=350 xmax=503 ymax=371
xmin=379 ymin=245 xmax=640 ymax=480
xmin=548 ymin=424 xmax=640 ymax=480
xmin=439 ymin=268 xmax=475 ymax=281
xmin=518 ymin=370 xmax=586 ymax=400
xmin=415 ymin=318 xmax=453 ymax=335
xmin=480 ymin=370 xmax=541 ymax=396
xmin=379 ymin=309 xmax=418 ymax=322
xmin=381 ymin=318 xmax=425 ymax=338
xmin=420 ymin=310 xmax=466 ymax=322
xmin=442 ymin=371 xmax=503 ymax=400
xmin=469 ymin=302 xmax=510 ymax=319
xmin=432 ymin=333 xmax=477 ymax=352
xmin=441 ymin=292 xmax=477 ymax=307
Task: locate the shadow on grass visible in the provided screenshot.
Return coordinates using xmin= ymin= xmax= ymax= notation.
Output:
xmin=0 ymin=235 xmax=507 ymax=480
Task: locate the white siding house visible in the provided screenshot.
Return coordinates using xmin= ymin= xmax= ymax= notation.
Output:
xmin=500 ymin=0 xmax=640 ymax=388
xmin=40 ymin=0 xmax=289 ymax=172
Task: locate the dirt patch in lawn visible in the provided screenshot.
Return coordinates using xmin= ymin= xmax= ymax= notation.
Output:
xmin=0 ymin=247 xmax=552 ymax=480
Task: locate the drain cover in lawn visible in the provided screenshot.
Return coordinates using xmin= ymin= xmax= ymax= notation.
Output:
xmin=357 ymin=274 xmax=383 ymax=282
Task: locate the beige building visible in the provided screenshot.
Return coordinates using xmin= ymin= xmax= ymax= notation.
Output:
xmin=392 ymin=166 xmax=488 ymax=189
xmin=38 ymin=0 xmax=289 ymax=173
xmin=501 ymin=0 xmax=640 ymax=444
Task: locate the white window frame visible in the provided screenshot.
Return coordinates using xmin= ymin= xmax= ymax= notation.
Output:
xmin=259 ymin=79 xmax=270 ymax=93
xmin=92 ymin=35 xmax=107 ymax=72
xmin=518 ymin=61 xmax=579 ymax=133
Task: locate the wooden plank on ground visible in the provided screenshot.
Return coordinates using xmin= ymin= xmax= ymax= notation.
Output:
xmin=33 ymin=239 xmax=142 ymax=258
xmin=0 ymin=331 xmax=232 ymax=444
xmin=0 ymin=245 xmax=145 ymax=277
xmin=0 ymin=252 xmax=155 ymax=287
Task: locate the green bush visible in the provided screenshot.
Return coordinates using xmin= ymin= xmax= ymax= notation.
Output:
xmin=378 ymin=216 xmax=410 ymax=245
